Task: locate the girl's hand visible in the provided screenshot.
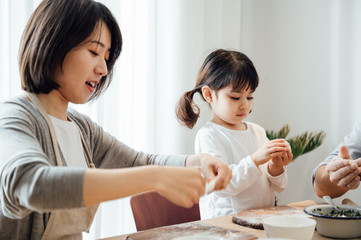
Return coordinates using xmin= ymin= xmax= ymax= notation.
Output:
xmin=186 ymin=153 xmax=232 ymax=192
xmin=268 ymin=144 xmax=293 ymax=176
xmin=251 ymin=139 xmax=289 ymax=167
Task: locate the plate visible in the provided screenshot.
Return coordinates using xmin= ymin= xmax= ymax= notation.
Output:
xmin=172 ymin=235 xmax=224 ymax=240
xmin=259 ymin=238 xmax=294 ymax=240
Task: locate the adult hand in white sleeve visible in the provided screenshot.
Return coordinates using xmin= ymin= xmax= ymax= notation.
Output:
xmin=314 ymin=145 xmax=361 ymax=198
xmin=326 ymin=145 xmax=360 ymax=190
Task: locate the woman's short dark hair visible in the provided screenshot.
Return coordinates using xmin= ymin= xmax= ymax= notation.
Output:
xmin=19 ymin=0 xmax=122 ymax=100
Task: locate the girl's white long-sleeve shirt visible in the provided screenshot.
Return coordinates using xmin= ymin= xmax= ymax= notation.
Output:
xmin=195 ymin=121 xmax=288 ymax=219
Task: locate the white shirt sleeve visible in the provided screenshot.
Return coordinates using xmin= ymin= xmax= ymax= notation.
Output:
xmin=263 ymin=163 xmax=288 ymax=193
xmin=217 ymin=155 xmax=263 ymax=197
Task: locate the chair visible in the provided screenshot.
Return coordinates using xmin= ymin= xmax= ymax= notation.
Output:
xmin=130 ymin=191 xmax=201 ymax=231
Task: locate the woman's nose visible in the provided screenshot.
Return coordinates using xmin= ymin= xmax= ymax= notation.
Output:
xmin=95 ymin=60 xmax=108 ymax=77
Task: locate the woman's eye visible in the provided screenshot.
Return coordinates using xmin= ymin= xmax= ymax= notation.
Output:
xmin=231 ymin=97 xmax=240 ymax=100
xmin=247 ymin=97 xmax=254 ymax=100
xmin=89 ymin=50 xmax=98 ymax=56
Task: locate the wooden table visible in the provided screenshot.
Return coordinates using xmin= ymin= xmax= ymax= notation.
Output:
xmin=99 ymin=200 xmax=331 ymax=240
xmin=100 ymin=216 xmax=329 ymax=240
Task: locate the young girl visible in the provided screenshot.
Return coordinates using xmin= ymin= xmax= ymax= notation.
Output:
xmin=176 ymin=49 xmax=292 ymax=219
xmin=0 ymin=1 xmax=232 ymax=239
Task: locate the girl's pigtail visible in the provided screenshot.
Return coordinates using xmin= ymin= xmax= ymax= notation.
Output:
xmin=176 ymin=89 xmax=200 ymax=129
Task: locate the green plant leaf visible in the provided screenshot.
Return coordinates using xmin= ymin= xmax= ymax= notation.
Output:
xmin=302 ymin=131 xmax=326 ymax=155
xmin=266 ymin=124 xmax=326 ymax=161
xmin=266 ymin=124 xmax=290 ymax=140
xmin=288 ymin=132 xmax=308 ymax=161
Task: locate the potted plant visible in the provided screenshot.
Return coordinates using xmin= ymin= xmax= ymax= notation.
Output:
xmin=266 ymin=124 xmax=326 ymax=161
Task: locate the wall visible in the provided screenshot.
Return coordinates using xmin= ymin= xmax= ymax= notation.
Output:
xmin=238 ymin=0 xmax=361 ymax=205
xmin=169 ymin=0 xmax=361 ymax=205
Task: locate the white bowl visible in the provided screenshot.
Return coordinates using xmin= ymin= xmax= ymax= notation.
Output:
xmin=263 ymin=215 xmax=316 ymax=240
xmin=304 ymin=204 xmax=361 ymax=238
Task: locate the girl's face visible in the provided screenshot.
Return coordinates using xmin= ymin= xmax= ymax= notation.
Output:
xmin=208 ymin=85 xmax=254 ymax=130
xmin=53 ymin=22 xmax=111 ymax=104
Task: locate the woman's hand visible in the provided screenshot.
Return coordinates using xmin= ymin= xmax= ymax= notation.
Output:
xmin=251 ymin=139 xmax=289 ymax=167
xmin=153 ymin=166 xmax=206 ymax=208
xmin=186 ymin=153 xmax=232 ymax=192
xmin=83 ymin=166 xmax=206 ymax=209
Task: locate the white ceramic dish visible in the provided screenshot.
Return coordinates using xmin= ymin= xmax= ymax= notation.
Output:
xmin=263 ymin=215 xmax=316 ymax=240
xmin=304 ymin=204 xmax=361 ymax=239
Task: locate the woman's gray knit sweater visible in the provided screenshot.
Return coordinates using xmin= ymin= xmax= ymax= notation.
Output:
xmin=0 ymin=95 xmax=185 ymax=239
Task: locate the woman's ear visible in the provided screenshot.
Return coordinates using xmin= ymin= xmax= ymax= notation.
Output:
xmin=201 ymin=86 xmax=213 ymax=103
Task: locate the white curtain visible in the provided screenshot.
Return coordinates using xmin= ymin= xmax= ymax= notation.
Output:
xmin=85 ymin=1 xmax=243 ymax=238
xmin=2 ymin=0 xmax=361 ymax=239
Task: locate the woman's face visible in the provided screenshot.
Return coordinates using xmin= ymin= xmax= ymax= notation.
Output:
xmin=210 ymin=85 xmax=254 ymax=130
xmin=53 ymin=22 xmax=111 ymax=104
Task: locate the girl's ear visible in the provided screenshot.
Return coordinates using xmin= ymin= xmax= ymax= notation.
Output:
xmin=201 ymin=86 xmax=213 ymax=103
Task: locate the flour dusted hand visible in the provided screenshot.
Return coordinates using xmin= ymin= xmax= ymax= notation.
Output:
xmin=325 ymin=146 xmax=361 ymax=190
xmin=155 ymin=167 xmax=206 ymax=208
xmin=186 ymin=153 xmax=232 ymax=192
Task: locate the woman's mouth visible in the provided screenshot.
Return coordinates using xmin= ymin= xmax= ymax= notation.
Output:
xmin=85 ymin=81 xmax=96 ymax=92
xmin=86 ymin=81 xmax=96 ymax=88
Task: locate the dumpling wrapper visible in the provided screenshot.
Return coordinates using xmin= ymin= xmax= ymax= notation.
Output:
xmin=205 ymin=178 xmax=216 ymax=194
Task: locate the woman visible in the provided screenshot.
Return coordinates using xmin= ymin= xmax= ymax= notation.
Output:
xmin=0 ymin=0 xmax=232 ymax=239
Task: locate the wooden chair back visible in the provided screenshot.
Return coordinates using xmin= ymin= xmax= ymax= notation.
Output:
xmin=130 ymin=191 xmax=201 ymax=231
